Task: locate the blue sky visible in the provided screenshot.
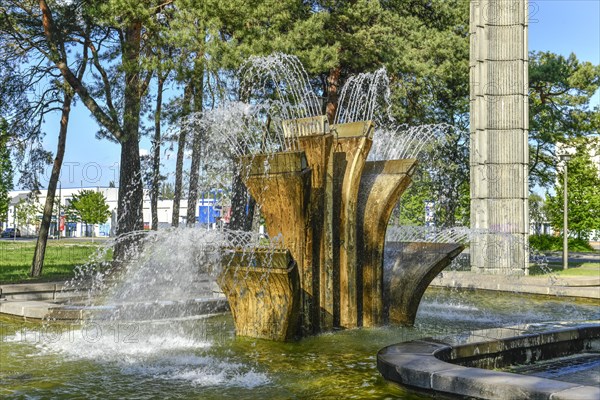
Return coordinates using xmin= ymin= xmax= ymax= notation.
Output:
xmin=32 ymin=0 xmax=600 ymax=189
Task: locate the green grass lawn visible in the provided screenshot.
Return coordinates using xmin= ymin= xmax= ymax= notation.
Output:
xmin=0 ymin=240 xmax=105 ymax=283
xmin=530 ymin=262 xmax=600 ymax=277
xmin=553 ymin=262 xmax=600 ymax=277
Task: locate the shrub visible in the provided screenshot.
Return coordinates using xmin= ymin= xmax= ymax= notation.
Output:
xmin=529 ymin=234 xmax=595 ymax=252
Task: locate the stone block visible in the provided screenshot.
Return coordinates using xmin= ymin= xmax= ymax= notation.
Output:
xmin=470 ymin=96 xmax=528 ymax=132
xmin=0 ymin=301 xmax=25 ymax=316
xmin=449 ymin=339 xmax=504 ymax=360
xmin=485 ymin=25 xmax=527 ymax=60
xmin=485 ymin=95 xmax=527 ymax=130
xmin=471 ymin=129 xmax=527 ymax=164
xmin=471 ymin=164 xmax=528 ymax=199
xmin=473 ymin=1 xmax=528 ymax=27
xmin=470 ymin=232 xmax=528 ymax=270
xmin=551 ymin=385 xmax=600 ymax=400
xmin=377 ymin=341 xmax=453 ymax=389
xmin=431 ymin=368 xmax=578 ymax=400
xmin=379 ymin=340 xmax=447 ymax=357
xmin=396 ymin=358 xmax=464 ymax=390
xmin=539 ymin=328 xmax=580 ymax=345
xmin=487 ymin=62 xmax=527 ymax=95
xmin=0 ymin=282 xmax=56 ymax=294
xmin=471 ymin=200 xmax=528 ymax=233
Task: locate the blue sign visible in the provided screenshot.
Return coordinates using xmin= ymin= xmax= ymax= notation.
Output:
xmin=197 ymin=205 xmax=221 ymax=224
xmin=196 ymin=191 xmax=222 ymax=225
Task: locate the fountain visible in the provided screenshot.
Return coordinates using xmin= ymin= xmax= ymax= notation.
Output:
xmin=214 ymin=54 xmax=464 ymax=341
xmin=3 ymin=54 xmax=597 ymax=399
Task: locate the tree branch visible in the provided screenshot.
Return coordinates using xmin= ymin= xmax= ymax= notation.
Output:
xmin=38 ymin=0 xmax=123 ymax=140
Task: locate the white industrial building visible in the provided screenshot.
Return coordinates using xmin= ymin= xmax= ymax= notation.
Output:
xmin=1 ymin=186 xmax=223 ymax=238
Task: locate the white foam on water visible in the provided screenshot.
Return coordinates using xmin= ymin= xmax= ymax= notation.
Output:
xmin=119 ymin=354 xmax=270 ymax=388
xmin=4 ymin=328 xmax=270 ymax=388
xmin=5 ymin=328 xmax=208 ymax=359
xmin=166 ymin=364 xmax=270 ymax=388
xmin=420 ymin=300 xmax=481 ymax=312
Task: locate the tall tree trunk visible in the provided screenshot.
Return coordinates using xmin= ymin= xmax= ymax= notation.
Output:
xmin=326 ymin=66 xmax=342 ymax=124
xmin=186 ymin=126 xmax=203 ymax=227
xmin=172 ymin=83 xmax=194 ymax=227
xmin=39 ymin=1 xmax=144 ymax=261
xmin=151 ymin=75 xmax=165 ymax=231
xmin=186 ymin=59 xmax=205 ymax=228
xmin=30 ymin=91 xmax=72 ymax=277
xmin=229 ymin=170 xmax=255 ymax=231
xmin=114 ymin=22 xmax=144 ymax=261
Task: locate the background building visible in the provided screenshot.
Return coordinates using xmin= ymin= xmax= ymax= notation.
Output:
xmin=1 ymin=186 xmax=223 ymax=237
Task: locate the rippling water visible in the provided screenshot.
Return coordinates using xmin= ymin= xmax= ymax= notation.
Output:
xmin=2 ymin=288 xmax=599 ymax=399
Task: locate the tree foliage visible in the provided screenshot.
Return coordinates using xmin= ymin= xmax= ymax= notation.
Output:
xmin=15 ymin=195 xmax=40 ymax=232
xmin=529 ymin=51 xmax=600 ymax=187
xmin=69 ymin=190 xmax=111 ymax=226
xmin=545 ymin=139 xmax=600 ymax=240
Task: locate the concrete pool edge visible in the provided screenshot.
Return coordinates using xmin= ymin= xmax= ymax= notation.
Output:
xmin=0 ymin=281 xmax=229 ymax=321
xmin=377 ymin=321 xmax=600 ymax=400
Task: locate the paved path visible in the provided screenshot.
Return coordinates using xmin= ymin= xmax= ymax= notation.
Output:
xmin=0 ymin=281 xmax=85 ymax=319
xmin=3 ymin=267 xmax=599 ymax=320
xmin=431 ymin=270 xmax=600 ymax=299
xmin=540 ymin=251 xmax=600 ymax=265
xmin=0 ymin=279 xmax=227 ymax=320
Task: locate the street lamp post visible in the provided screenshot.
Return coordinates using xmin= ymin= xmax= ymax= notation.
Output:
xmin=559 ymin=153 xmax=572 ymax=270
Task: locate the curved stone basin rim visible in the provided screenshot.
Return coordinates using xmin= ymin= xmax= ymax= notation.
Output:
xmin=377 ymin=322 xmax=600 ymax=400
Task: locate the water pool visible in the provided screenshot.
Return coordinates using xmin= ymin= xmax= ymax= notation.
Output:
xmin=1 ymin=288 xmax=598 ymax=399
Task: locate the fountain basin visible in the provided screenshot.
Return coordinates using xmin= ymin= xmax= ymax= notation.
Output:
xmin=2 ymin=288 xmax=599 ymax=399
xmin=384 ymin=242 xmax=465 ymax=325
xmin=218 ymin=249 xmax=301 ymax=341
xmin=377 ymin=321 xmax=600 ymax=400
xmin=239 ymin=151 xmax=308 ymax=176
xmin=331 ymin=120 xmax=375 ymax=138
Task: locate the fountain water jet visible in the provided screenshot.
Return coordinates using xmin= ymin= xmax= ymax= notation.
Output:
xmin=217 ymin=55 xmax=466 ymax=340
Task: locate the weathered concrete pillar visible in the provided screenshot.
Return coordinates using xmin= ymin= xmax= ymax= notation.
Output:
xmin=470 ymin=0 xmax=529 ymax=273
xmin=219 ymin=249 xmax=301 ymax=341
xmin=357 ymin=159 xmax=417 ymax=327
xmin=331 ymin=121 xmax=373 ymax=328
xmin=297 ymin=134 xmax=335 ymax=332
xmin=240 ymin=152 xmax=313 ymax=334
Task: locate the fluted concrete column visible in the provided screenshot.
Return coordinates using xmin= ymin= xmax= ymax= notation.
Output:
xmin=470 ymin=0 xmax=529 ymax=273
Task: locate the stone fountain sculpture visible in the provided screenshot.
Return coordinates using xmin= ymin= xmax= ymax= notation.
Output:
xmin=216 ymin=55 xmax=463 ymax=341
xmin=218 ymin=115 xmax=463 ymax=341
